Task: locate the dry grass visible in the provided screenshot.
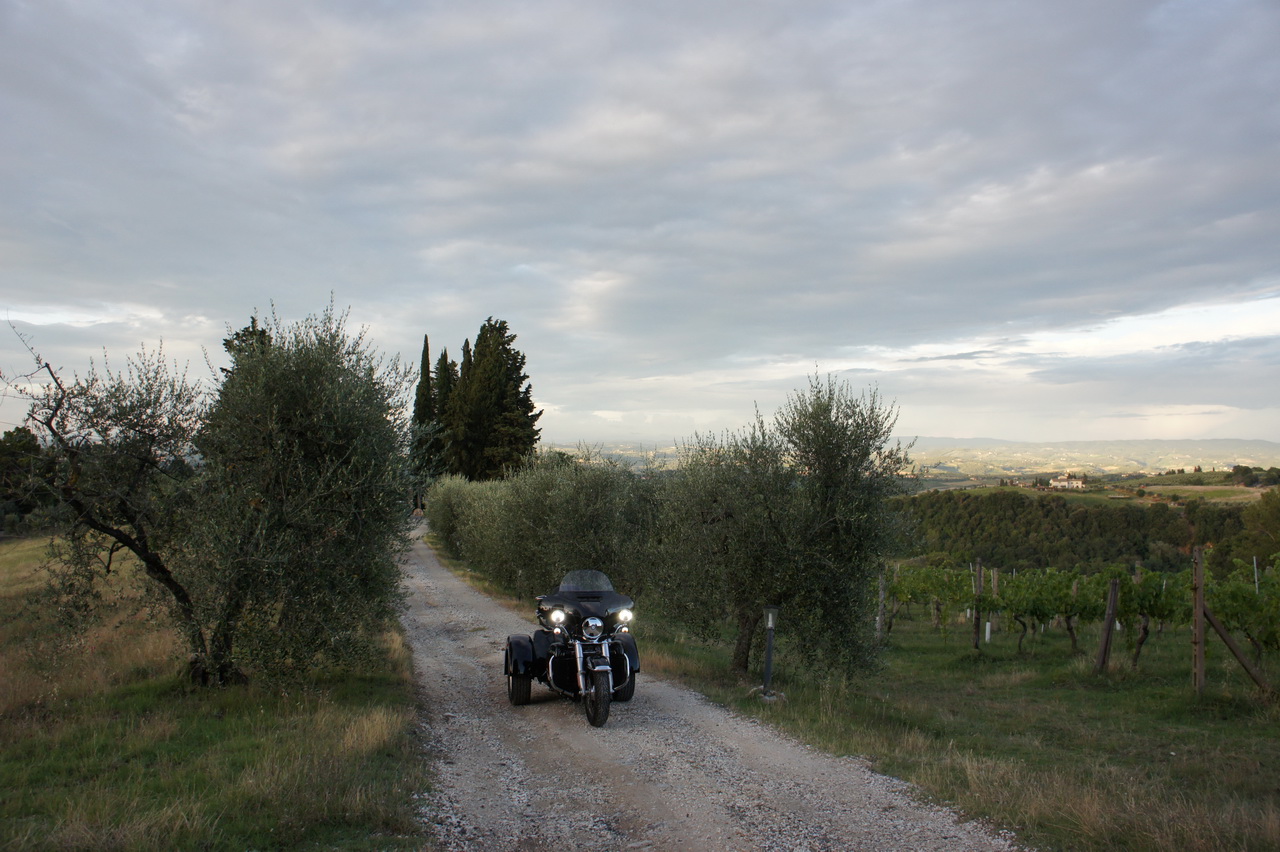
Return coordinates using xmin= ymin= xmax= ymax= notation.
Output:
xmin=0 ymin=537 xmax=180 ymax=721
xmin=0 ymin=537 xmax=426 ymax=852
xmin=11 ymin=792 xmax=227 ymax=852
xmin=1141 ymin=485 xmax=1265 ymax=503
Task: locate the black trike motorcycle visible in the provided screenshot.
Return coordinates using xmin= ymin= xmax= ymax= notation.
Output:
xmin=503 ymin=569 xmax=639 ymax=727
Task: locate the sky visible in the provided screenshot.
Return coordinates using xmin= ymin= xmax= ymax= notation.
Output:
xmin=2 ymin=0 xmax=1278 ymax=447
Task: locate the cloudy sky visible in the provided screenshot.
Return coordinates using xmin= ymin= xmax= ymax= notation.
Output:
xmin=2 ymin=0 xmax=1277 ymax=446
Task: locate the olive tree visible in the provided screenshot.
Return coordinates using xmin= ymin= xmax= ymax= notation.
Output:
xmin=658 ymin=415 xmax=797 ymax=673
xmin=187 ymin=308 xmax=415 ymax=680
xmin=658 ymin=377 xmax=914 ymax=675
xmin=13 ymin=307 xmax=414 ymax=684
xmin=15 ymin=342 xmax=212 ymax=679
xmin=775 ymin=376 xmax=915 ymax=671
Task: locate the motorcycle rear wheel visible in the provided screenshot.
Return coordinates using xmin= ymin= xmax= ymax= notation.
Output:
xmin=583 ymin=669 xmax=611 ymax=727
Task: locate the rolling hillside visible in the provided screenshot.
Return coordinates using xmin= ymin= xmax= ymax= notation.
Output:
xmin=905 ymin=437 xmax=1280 ymax=477
xmin=546 ymin=437 xmax=1280 ymax=478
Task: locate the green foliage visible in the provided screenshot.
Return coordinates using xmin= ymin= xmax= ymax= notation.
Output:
xmin=441 ymin=317 xmax=541 ymax=481
xmin=773 ymin=378 xmax=915 ymax=672
xmin=1231 ymin=488 xmax=1280 ymax=566
xmin=189 ymin=307 xmax=416 ymax=679
xmin=421 ymin=473 xmax=471 ymax=558
xmin=433 ymin=346 xmax=458 ymax=410
xmin=411 ymin=334 xmax=436 ymax=427
xmin=408 ymin=336 xmax=451 ymax=494
xmin=997 ymin=568 xmax=1059 ymax=628
xmin=888 ymin=554 xmax=1280 ymax=672
xmin=20 ymin=343 xmax=211 ymax=670
xmin=657 ymin=416 xmax=799 ymax=668
xmin=16 ymin=307 xmax=413 ymax=685
xmin=1231 ymin=465 xmax=1280 ymax=487
xmin=889 ymin=559 xmax=971 ymax=629
xmin=409 ymin=318 xmax=541 ymax=485
xmin=430 ymin=374 xmax=915 ymax=678
xmin=449 ymin=450 xmax=655 ymax=600
xmin=219 ymin=316 xmax=270 ymax=364
xmin=900 ymin=488 xmax=1243 ymax=572
xmin=0 ymin=426 xmax=48 ymax=532
xmin=1210 ymin=555 xmax=1280 ymax=661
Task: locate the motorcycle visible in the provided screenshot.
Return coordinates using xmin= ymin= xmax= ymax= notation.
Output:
xmin=503 ymin=569 xmax=639 ymax=727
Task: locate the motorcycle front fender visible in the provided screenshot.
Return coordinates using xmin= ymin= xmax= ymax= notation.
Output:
xmin=505 ymin=634 xmax=536 ymax=677
xmin=613 ymin=632 xmax=640 ymax=672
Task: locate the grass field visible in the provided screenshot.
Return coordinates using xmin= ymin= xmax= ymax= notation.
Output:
xmin=644 ymin=610 xmax=1280 ymax=852
xmin=0 ymin=537 xmax=427 ymax=852
xmin=1137 ymin=485 xmax=1265 ymax=504
xmin=974 ymin=482 xmax=1266 ymax=506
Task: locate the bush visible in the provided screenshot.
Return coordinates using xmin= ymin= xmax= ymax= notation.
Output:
xmin=422 ymin=474 xmax=472 ymax=557
xmin=426 ymin=454 xmax=654 ymax=600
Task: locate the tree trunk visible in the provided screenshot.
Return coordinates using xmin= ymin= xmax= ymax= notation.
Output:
xmin=875 ymin=570 xmax=887 ymax=643
xmin=731 ymin=607 xmax=763 ymax=675
xmin=1247 ymin=632 xmax=1265 ymax=666
xmin=1065 ymin=615 xmax=1080 ymax=655
xmin=70 ymin=504 xmax=216 ymax=685
xmin=206 ymin=586 xmax=250 ymax=687
xmin=931 ymin=598 xmax=943 ymax=629
xmin=1014 ymin=615 xmax=1028 ymax=653
xmin=1130 ymin=614 xmax=1151 ymax=669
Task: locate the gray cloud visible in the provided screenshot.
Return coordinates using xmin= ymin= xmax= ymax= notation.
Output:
xmin=1029 ymin=336 xmax=1280 ymax=409
xmin=2 ymin=0 xmax=1278 ymax=442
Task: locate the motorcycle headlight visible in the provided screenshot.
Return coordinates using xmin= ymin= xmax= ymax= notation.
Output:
xmin=583 ymin=617 xmax=604 ymax=638
xmin=549 ymin=609 xmax=566 ymax=625
xmin=617 ymin=608 xmax=634 ymax=624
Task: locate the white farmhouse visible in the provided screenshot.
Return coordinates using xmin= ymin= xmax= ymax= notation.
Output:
xmin=1050 ymin=474 xmax=1086 ymax=490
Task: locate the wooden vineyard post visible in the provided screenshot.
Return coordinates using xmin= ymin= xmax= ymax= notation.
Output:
xmin=1192 ymin=547 xmax=1206 ymax=697
xmin=1186 ymin=546 xmax=1273 ymax=698
xmin=972 ymin=559 xmax=984 ymax=651
xmin=876 ymin=565 xmax=887 ymax=643
xmin=1204 ymin=608 xmax=1273 ymax=695
xmin=1094 ymin=578 xmax=1121 ymax=675
xmin=991 ymin=566 xmax=1000 ymax=635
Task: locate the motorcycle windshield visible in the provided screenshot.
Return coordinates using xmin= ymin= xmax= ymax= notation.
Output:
xmin=558 ymin=570 xmax=615 ymax=592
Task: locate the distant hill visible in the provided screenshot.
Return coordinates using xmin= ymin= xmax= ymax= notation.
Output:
xmin=542 ymin=437 xmax=1280 ymax=477
xmin=903 ymin=437 xmax=1280 ymax=477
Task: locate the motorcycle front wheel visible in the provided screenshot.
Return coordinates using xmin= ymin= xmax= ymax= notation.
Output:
xmin=583 ymin=669 xmax=611 ymax=727
xmin=508 ymin=673 xmax=531 ymax=706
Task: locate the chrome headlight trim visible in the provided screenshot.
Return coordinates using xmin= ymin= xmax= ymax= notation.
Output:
xmin=583 ymin=616 xmax=604 ymax=638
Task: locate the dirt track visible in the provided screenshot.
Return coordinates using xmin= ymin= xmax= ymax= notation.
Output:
xmin=402 ymin=533 xmax=1023 ymax=851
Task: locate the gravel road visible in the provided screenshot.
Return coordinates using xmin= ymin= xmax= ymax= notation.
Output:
xmin=403 ymin=534 xmax=1024 ymax=851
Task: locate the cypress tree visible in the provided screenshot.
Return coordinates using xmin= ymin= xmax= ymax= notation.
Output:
xmin=410 ymin=335 xmax=436 ymax=507
xmin=442 ymin=318 xmax=541 ymax=480
xmin=409 ymin=338 xmax=458 ymax=494
xmin=422 ymin=347 xmax=458 ymax=483
xmin=412 ymin=335 xmax=435 ymax=427
xmin=434 ymin=347 xmax=458 ymax=414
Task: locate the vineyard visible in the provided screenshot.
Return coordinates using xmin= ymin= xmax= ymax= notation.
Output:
xmin=884 ymin=553 xmax=1280 ymax=687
